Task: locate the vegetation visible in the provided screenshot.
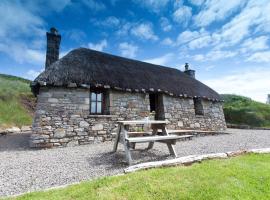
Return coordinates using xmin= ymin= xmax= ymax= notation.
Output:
xmin=6 ymin=154 xmax=270 ymax=200
xmin=0 ymin=74 xmax=35 ymax=128
xmin=221 ymin=94 xmax=270 ymax=127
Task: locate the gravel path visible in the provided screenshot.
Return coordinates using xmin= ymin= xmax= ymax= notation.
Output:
xmin=0 ymin=128 xmax=270 ymax=197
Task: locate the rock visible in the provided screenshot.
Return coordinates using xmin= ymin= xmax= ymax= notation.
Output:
xmin=226 ymin=150 xmax=247 ymax=157
xmin=194 ymin=123 xmax=201 ymax=128
xmin=21 ymin=126 xmax=31 ymax=132
xmin=7 ymin=127 xmax=21 ymax=133
xmin=177 ymin=121 xmax=184 ymax=127
xmin=48 ymin=98 xmax=58 ymax=103
xmin=164 ymin=113 xmax=171 ymax=118
xmin=79 ymin=121 xmax=89 ymax=128
xmin=247 ymin=148 xmax=270 ymax=154
xmin=54 ymin=128 xmax=66 ymax=138
xmin=66 ymin=131 xmax=76 ymax=137
xmin=67 ymin=140 xmax=79 ymax=147
xmin=92 ymin=124 xmax=103 ymax=131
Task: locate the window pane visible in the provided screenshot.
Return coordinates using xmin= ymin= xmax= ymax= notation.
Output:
xmin=91 ymin=102 xmax=96 ymax=113
xmin=97 ymin=93 xmax=102 ymax=101
xmin=97 ymin=102 xmax=102 ymax=113
xmin=91 ymin=93 xmax=96 ymax=101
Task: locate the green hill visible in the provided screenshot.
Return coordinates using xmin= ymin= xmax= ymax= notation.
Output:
xmin=221 ymin=94 xmax=270 ymax=128
xmin=0 ymin=74 xmax=35 ymax=128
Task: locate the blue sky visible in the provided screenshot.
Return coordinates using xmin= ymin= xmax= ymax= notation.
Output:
xmin=0 ymin=0 xmax=269 ymax=102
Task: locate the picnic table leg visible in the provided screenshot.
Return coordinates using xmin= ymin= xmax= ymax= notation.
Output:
xmin=112 ymin=124 xmax=121 ymax=152
xmin=122 ymin=125 xmax=133 ymax=165
xmin=163 ymin=127 xmax=177 ymax=157
xmin=147 ymin=126 xmax=158 ymax=150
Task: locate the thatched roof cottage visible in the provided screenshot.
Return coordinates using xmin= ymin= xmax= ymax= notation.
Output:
xmin=30 ymin=28 xmax=226 ymax=148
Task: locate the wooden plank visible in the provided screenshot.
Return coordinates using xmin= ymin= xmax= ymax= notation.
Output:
xmin=122 ymin=125 xmax=133 ymax=165
xmin=117 ymin=120 xmax=169 ymax=125
xmin=126 ymin=135 xmax=192 ymax=143
xmin=163 ymin=127 xmax=177 ymax=157
xmin=147 ymin=126 xmax=158 ymax=150
xmin=112 ymin=125 xmax=121 ymax=152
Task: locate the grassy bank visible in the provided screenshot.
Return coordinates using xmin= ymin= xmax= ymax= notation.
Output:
xmin=0 ymin=74 xmax=35 ymax=128
xmin=221 ymin=94 xmax=270 ymax=127
xmin=8 ymin=154 xmax=270 ymax=200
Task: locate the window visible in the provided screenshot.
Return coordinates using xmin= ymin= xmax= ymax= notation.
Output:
xmin=194 ymin=98 xmax=204 ymax=116
xmin=90 ymin=91 xmax=103 ymax=114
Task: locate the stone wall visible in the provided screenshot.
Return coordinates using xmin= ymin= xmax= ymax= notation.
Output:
xmin=162 ymin=95 xmax=226 ymax=131
xmin=30 ymin=87 xmax=226 ymax=148
xmin=30 ymin=88 xmax=150 ymax=148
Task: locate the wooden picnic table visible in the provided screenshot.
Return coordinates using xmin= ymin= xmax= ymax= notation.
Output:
xmin=112 ymin=120 xmax=192 ymax=165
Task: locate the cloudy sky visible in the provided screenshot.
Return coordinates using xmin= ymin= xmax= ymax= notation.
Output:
xmin=0 ymin=0 xmax=269 ymax=102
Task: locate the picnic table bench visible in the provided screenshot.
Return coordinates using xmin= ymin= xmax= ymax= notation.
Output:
xmin=112 ymin=120 xmax=193 ymax=165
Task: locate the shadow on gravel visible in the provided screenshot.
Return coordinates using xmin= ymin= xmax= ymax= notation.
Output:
xmin=88 ymin=148 xmax=171 ymax=168
xmin=0 ymin=133 xmax=31 ymax=151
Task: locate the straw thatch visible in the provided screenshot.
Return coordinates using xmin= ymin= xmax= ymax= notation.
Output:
xmin=31 ymin=48 xmax=221 ymax=101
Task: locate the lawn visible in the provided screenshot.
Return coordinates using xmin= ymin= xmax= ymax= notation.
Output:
xmin=0 ymin=74 xmax=35 ymax=128
xmin=8 ymin=154 xmax=270 ymax=200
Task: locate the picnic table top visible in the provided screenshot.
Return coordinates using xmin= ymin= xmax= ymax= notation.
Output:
xmin=117 ymin=120 xmax=169 ymax=125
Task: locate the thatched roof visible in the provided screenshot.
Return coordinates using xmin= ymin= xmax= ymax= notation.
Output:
xmin=31 ymin=48 xmax=221 ymax=101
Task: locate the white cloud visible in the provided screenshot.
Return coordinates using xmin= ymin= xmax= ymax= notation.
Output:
xmin=0 ymin=1 xmax=44 ymax=38
xmin=193 ymin=50 xmax=237 ymax=61
xmin=0 ymin=40 xmax=45 ymax=65
xmin=119 ymin=42 xmax=138 ymax=58
xmin=160 ymin=17 xmax=172 ymax=32
xmin=81 ymin=0 xmax=106 ymax=11
xmin=188 ymin=0 xmax=205 ymax=6
xmin=173 ymin=5 xmax=192 ymax=26
xmin=211 ymin=0 xmax=270 ymax=49
xmin=188 ymin=34 xmax=212 ymax=49
xmin=241 ymin=36 xmax=269 ymax=53
xmin=161 ymin=37 xmax=174 ymax=46
xmin=144 ymin=53 xmax=174 ymax=65
xmin=204 ymin=68 xmax=270 ymax=102
xmin=65 ymin=29 xmax=86 ymax=42
xmin=177 ymin=30 xmax=200 ymax=45
xmin=88 ymin=39 xmax=108 ymax=51
xmin=193 ymin=0 xmax=245 ymax=27
xmin=176 ymin=29 xmax=212 ymax=49
xmin=93 ymin=16 xmax=120 ymax=28
xmin=25 ymin=68 xmax=44 ymax=80
xmin=246 ymin=51 xmax=270 ymax=63
xmin=131 ymin=23 xmax=158 ymax=41
xmin=132 ymin=0 xmax=170 ymax=13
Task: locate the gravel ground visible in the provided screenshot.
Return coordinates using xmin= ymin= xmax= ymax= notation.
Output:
xmin=0 ymin=128 xmax=270 ymax=197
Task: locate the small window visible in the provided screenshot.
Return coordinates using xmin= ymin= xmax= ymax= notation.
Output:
xmin=90 ymin=91 xmax=103 ymax=114
xmin=194 ymin=98 xmax=204 ymax=116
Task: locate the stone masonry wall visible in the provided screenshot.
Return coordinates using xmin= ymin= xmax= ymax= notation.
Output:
xmin=162 ymin=95 xmax=226 ymax=131
xmin=30 ymin=88 xmax=150 ymax=148
xmin=30 ymin=87 xmax=226 ymax=148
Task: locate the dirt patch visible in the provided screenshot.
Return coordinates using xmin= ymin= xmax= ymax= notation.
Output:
xmin=19 ymin=94 xmax=36 ymax=116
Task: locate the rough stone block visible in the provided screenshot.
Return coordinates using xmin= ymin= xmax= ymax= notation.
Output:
xmin=92 ymin=124 xmax=103 ymax=131
xmin=80 ymin=121 xmax=89 ymax=128
xmin=54 ymin=128 xmax=66 ymax=138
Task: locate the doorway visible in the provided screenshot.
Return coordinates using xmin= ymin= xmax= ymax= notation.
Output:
xmin=149 ymin=93 xmax=164 ymax=120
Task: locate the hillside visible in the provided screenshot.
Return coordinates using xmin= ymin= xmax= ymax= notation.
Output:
xmin=221 ymin=94 xmax=270 ymax=128
xmin=0 ymin=74 xmax=35 ymax=128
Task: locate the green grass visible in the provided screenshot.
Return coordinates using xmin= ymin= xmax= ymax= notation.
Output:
xmin=7 ymin=154 xmax=270 ymax=200
xmin=221 ymin=94 xmax=270 ymax=127
xmin=0 ymin=74 xmax=35 ymax=128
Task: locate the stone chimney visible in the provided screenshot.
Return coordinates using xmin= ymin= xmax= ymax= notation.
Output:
xmin=183 ymin=63 xmax=195 ymax=79
xmin=267 ymin=94 xmax=270 ymax=104
xmin=45 ymin=27 xmax=61 ymax=69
